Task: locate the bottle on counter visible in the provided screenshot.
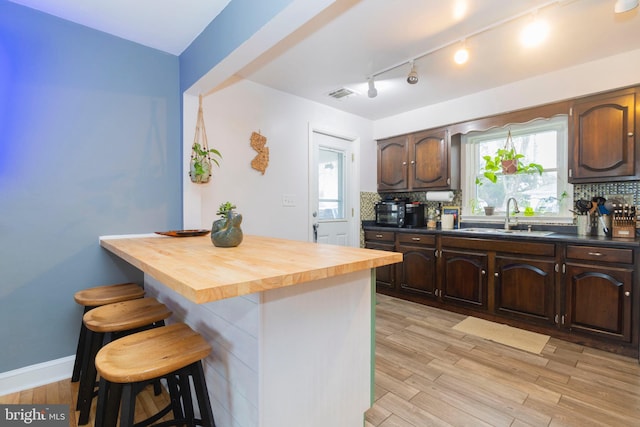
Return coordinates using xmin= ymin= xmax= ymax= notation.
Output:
xmin=427 ymin=209 xmax=437 ymax=229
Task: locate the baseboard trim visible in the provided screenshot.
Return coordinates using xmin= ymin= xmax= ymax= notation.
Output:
xmin=0 ymin=356 xmax=74 ymax=396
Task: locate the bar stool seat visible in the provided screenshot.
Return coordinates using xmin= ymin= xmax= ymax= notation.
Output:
xmin=95 ymin=323 xmax=215 ymax=427
xmin=72 ymin=283 xmax=145 ymax=383
xmin=76 ymin=297 xmax=171 ymax=425
xmin=73 ymin=283 xmax=145 ymax=307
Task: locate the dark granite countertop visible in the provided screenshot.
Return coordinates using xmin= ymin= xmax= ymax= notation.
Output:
xmin=363 ymin=221 xmax=640 ymax=248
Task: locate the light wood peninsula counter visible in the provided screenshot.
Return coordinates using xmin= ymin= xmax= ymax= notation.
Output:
xmin=100 ymin=234 xmax=402 ymax=427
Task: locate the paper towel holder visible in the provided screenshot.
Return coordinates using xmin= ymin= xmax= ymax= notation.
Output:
xmin=425 ymin=191 xmax=454 ymax=202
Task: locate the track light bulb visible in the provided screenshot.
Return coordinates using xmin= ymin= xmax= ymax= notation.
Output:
xmin=407 ymin=63 xmax=418 ymax=84
xmin=454 ymin=46 xmax=469 ymax=65
xmin=520 ymin=16 xmax=549 ymax=47
xmin=367 ymin=78 xmax=378 ymax=98
xmin=615 ymin=0 xmax=639 ymax=13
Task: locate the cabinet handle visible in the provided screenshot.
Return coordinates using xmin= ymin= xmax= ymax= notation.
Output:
xmin=410 ymin=160 xmax=415 ymax=165
xmin=411 ymin=237 xmax=420 ymax=241
xmin=555 ymin=314 xmax=559 ymax=324
xmin=629 ymin=132 xmax=634 ymax=137
xmin=561 ymin=315 xmax=565 ymax=325
xmin=493 ymin=272 xmax=498 ymax=277
xmin=376 ymin=234 xmax=383 ymax=238
xmin=587 ymin=252 xmax=603 ymax=256
xmin=481 ymin=270 xmax=486 ymax=275
xmin=625 ymin=291 xmax=631 ymax=297
xmin=402 ymin=161 xmax=407 ymax=166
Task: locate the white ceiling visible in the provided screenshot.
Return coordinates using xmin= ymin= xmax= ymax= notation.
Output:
xmin=8 ymin=0 xmax=640 ymax=120
xmin=7 ymin=0 xmax=232 ymax=55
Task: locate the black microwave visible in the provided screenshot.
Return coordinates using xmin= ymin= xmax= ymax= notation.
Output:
xmin=375 ymin=201 xmax=406 ymax=227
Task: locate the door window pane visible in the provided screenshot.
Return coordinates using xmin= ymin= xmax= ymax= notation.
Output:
xmin=318 ymin=147 xmax=345 ymax=220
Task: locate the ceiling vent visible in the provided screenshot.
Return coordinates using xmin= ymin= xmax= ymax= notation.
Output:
xmin=328 ymin=88 xmax=355 ymax=99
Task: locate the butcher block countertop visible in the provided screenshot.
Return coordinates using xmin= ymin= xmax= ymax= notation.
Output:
xmin=100 ymin=234 xmax=402 ymax=304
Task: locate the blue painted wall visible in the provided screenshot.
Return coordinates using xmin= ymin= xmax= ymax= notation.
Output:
xmin=0 ymin=0 xmax=294 ymax=373
xmin=0 ymin=1 xmax=181 ymax=371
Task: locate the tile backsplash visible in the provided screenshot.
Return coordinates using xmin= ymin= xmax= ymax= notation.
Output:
xmin=360 ymin=182 xmax=640 ymax=246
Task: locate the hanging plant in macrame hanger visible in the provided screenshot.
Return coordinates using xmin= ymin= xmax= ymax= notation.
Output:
xmin=189 ymin=95 xmax=222 ymax=184
xmin=499 ymin=130 xmax=519 ymax=175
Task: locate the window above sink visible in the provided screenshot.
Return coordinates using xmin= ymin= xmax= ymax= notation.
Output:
xmin=461 ymin=115 xmax=573 ymax=225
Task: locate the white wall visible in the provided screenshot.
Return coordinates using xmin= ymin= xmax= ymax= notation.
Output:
xmin=183 ymin=80 xmax=375 ymax=240
xmin=375 ymin=48 xmax=640 ymax=139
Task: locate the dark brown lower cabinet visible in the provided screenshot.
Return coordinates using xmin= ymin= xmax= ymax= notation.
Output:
xmin=494 ymin=255 xmax=556 ymax=326
xmin=364 ymin=230 xmax=396 ymax=293
xmin=564 ymin=263 xmax=632 ymax=342
xmin=363 ymin=228 xmax=639 ymax=357
xmin=440 ymin=248 xmax=488 ymax=309
xmin=563 ymin=245 xmax=634 ymax=344
xmin=396 ymin=234 xmax=437 ymax=298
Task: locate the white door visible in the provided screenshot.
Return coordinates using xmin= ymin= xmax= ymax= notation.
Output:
xmin=309 ymin=128 xmax=358 ymax=246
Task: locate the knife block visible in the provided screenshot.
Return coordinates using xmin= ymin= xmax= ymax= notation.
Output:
xmin=611 ymin=205 xmax=637 ymax=239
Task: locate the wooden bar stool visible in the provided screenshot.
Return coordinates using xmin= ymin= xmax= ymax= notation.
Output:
xmin=76 ymin=297 xmax=172 ymax=425
xmin=72 ymin=283 xmax=145 ymax=383
xmin=95 ymin=323 xmax=216 ymax=427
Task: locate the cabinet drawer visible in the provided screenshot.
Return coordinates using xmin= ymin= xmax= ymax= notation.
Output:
xmin=396 ymin=233 xmax=436 ymax=246
xmin=364 ymin=230 xmax=395 ymax=242
xmin=566 ymin=245 xmax=633 ymax=264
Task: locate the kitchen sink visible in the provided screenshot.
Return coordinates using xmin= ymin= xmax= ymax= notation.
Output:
xmin=451 ymin=228 xmax=555 ymax=237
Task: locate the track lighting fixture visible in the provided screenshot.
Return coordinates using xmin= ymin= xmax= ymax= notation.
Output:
xmin=614 ymin=0 xmax=639 ymax=13
xmin=364 ymin=0 xmax=561 ymax=98
xmin=367 ymin=77 xmax=377 ymax=98
xmin=406 ymin=62 xmax=418 ymax=84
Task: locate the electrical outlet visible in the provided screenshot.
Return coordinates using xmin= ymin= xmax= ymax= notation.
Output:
xmin=282 ymin=194 xmax=296 ymax=207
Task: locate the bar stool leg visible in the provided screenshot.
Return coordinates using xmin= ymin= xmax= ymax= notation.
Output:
xmin=119 ymin=384 xmax=136 ymax=427
xmin=178 ymin=371 xmax=195 ymax=423
xmin=102 ymin=382 xmax=122 ymax=427
xmin=94 ymin=376 xmax=109 ymax=427
xmin=77 ymin=329 xmax=103 ymax=425
xmin=166 ymin=375 xmax=185 ymax=422
xmin=192 ymin=361 xmax=216 ymax=427
xmin=71 ymin=307 xmax=91 ymax=382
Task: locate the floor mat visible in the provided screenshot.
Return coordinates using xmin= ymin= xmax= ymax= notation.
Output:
xmin=453 ymin=316 xmax=550 ymax=354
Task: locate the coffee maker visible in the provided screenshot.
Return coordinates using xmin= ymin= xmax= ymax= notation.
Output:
xmin=404 ymin=202 xmax=425 ymax=228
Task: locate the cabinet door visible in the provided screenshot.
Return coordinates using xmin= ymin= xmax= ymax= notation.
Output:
xmin=365 ymin=241 xmax=396 ymax=292
xmin=564 ymin=263 xmax=632 ymax=342
xmin=570 ymin=89 xmax=637 ymax=182
xmin=397 ymin=244 xmax=437 ymax=298
xmin=495 ymin=256 xmax=555 ymax=325
xmin=409 ymin=129 xmax=449 ymax=189
xmin=440 ymin=249 xmax=487 ymax=309
xmin=377 ymin=136 xmax=408 ymax=191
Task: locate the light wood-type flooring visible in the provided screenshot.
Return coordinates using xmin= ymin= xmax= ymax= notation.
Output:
xmin=2 ymin=293 xmax=640 ymax=426
xmin=0 ymin=379 xmax=172 ymax=426
xmin=365 ymin=293 xmax=640 ymax=427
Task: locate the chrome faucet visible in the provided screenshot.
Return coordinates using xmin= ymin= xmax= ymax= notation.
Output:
xmin=505 ymin=197 xmax=520 ymax=230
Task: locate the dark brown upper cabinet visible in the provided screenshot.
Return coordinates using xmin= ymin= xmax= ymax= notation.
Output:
xmin=569 ymin=87 xmax=638 ymax=182
xmin=377 ymin=127 xmax=459 ymax=192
